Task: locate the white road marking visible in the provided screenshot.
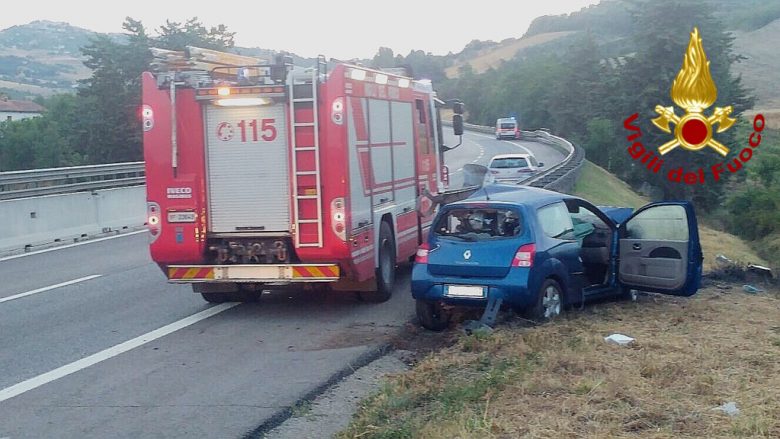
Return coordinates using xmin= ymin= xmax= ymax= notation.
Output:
xmin=0 ymin=302 xmax=239 ymax=403
xmin=0 ymin=275 xmax=102 ymax=304
xmin=0 ymin=230 xmax=147 ymax=263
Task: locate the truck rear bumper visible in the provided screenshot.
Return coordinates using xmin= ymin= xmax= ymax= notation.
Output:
xmin=167 ymin=264 xmax=340 ymax=283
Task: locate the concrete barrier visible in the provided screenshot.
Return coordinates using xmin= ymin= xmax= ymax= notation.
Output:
xmin=0 ymin=186 xmax=146 ymax=252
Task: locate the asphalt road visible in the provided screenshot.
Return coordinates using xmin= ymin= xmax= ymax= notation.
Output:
xmin=0 ymin=131 xmax=564 ymax=438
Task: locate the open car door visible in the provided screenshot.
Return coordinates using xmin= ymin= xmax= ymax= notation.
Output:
xmin=617 ymin=202 xmax=702 ymax=296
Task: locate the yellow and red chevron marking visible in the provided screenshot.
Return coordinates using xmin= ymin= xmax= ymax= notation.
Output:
xmin=292 ymin=265 xmax=340 ymax=279
xmin=168 ymin=267 xmax=215 ymax=280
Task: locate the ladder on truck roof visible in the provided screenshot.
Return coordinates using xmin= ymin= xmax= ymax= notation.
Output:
xmin=289 ymin=60 xmax=326 ymax=248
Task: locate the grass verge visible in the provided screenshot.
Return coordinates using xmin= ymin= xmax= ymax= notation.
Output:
xmin=574 ymin=160 xmax=768 ymax=272
xmin=338 ymin=287 xmax=780 ymax=438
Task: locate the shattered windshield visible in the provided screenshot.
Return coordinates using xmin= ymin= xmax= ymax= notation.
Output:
xmin=433 ymin=207 xmax=523 ymax=241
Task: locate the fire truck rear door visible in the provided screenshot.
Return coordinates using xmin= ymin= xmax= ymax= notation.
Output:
xmin=205 ymin=104 xmax=290 ymax=233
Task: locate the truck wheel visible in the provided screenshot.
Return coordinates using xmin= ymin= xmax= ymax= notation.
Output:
xmin=193 ymin=283 xmax=239 ymax=303
xmin=200 ymin=292 xmax=231 ymax=303
xmin=416 ymin=300 xmax=450 ymax=331
xmin=523 ymin=278 xmax=563 ymax=323
xmin=359 ymin=221 xmax=395 ymax=303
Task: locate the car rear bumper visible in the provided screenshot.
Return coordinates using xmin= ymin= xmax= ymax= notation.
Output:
xmin=411 ymin=263 xmax=534 ymax=307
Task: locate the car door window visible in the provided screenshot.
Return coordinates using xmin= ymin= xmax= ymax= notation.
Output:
xmin=537 ymin=202 xmax=574 ymax=239
xmin=625 ymin=205 xmax=688 ymax=240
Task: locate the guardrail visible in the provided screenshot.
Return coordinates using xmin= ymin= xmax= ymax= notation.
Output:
xmin=1 ymin=123 xmax=584 ymax=201
xmin=458 ymin=122 xmax=585 ymax=193
xmin=0 ymin=162 xmax=145 ymax=201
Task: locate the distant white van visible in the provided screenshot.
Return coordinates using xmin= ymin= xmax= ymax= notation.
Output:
xmin=495 ymin=117 xmax=520 ymax=140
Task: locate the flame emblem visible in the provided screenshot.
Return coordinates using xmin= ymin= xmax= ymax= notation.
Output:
xmin=652 ymin=27 xmax=736 ymax=156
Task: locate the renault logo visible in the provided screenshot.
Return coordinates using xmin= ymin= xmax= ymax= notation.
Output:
xmin=463 ymin=250 xmax=472 ymax=260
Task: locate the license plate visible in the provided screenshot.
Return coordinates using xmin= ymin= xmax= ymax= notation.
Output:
xmin=167 ymin=211 xmax=197 ymax=223
xmin=445 ymin=285 xmax=486 ymax=298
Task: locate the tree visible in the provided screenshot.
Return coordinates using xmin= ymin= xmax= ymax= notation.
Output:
xmin=371 ymin=47 xmax=396 ymax=69
xmin=615 ymin=0 xmax=754 ymax=209
xmin=155 ymin=17 xmax=235 ymax=51
xmin=74 ymin=16 xmax=235 ymax=164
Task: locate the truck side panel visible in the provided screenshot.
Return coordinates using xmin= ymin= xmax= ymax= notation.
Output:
xmin=142 ymin=72 xmax=208 ymax=264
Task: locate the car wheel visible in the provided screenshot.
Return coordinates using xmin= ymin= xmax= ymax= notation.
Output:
xmin=359 ymin=221 xmax=395 ymax=303
xmin=416 ymin=299 xmax=451 ymax=331
xmin=523 ymin=278 xmax=563 ymax=322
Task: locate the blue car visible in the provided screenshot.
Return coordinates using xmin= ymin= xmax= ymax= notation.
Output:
xmin=412 ymin=185 xmax=703 ymax=330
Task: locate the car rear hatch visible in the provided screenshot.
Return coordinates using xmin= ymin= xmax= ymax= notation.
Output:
xmin=427 ymin=205 xmax=527 ymax=278
xmin=489 ymin=157 xmax=532 ymax=181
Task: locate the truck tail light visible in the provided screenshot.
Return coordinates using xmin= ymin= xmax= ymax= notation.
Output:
xmin=147 ymin=202 xmax=161 ymax=242
xmin=331 ymin=97 xmax=344 ymax=125
xmin=331 ymin=197 xmax=346 ymax=241
xmin=415 ymin=243 xmax=431 ymax=264
xmin=512 ymin=243 xmax=535 ymax=267
xmin=141 ymin=105 xmax=154 ymax=131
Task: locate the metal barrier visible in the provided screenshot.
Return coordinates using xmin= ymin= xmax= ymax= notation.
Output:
xmin=0 ymin=162 xmax=145 ymax=201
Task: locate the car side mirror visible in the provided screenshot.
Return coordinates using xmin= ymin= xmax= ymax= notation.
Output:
xmin=453 ymin=114 xmax=464 ymax=136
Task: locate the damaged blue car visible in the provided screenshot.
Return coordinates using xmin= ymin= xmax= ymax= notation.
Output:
xmin=412 ymin=185 xmax=703 ymax=330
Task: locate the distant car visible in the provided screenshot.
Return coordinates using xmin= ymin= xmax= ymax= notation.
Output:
xmin=412 ymin=185 xmax=703 ymax=330
xmin=485 ymin=153 xmax=544 ymax=184
xmin=495 ymin=117 xmax=520 ymax=139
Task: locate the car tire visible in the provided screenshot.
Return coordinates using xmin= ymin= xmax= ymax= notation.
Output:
xmin=523 ymin=278 xmax=563 ymax=322
xmin=416 ymin=299 xmax=451 ymax=331
xmin=359 ymin=221 xmax=395 ymax=303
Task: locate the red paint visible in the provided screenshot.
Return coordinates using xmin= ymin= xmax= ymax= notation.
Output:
xmin=681 ymin=118 xmax=708 ymax=145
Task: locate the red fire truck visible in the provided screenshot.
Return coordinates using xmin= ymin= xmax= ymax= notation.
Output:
xmin=142 ymin=48 xmax=463 ymax=303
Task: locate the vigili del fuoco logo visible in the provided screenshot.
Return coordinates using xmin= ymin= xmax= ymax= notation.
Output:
xmin=623 ymin=27 xmax=765 ymax=185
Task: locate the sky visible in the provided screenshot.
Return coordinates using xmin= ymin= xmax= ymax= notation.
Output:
xmin=0 ymin=0 xmax=600 ymax=59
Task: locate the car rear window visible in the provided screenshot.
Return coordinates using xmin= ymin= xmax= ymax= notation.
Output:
xmin=434 ymin=207 xmax=523 ymax=241
xmin=490 ymin=158 xmax=529 ymax=169
xmin=500 ymin=123 xmax=516 ymax=129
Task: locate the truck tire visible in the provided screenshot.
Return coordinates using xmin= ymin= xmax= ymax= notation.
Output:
xmin=359 ymin=221 xmax=395 ymax=303
xmin=200 ymin=292 xmax=231 ymax=303
xmin=416 ymin=299 xmax=450 ymax=331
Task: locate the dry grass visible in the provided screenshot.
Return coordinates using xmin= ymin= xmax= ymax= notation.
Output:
xmin=339 ymin=287 xmax=780 ymax=438
xmin=445 ymin=32 xmax=575 ymax=78
xmin=574 ymin=160 xmax=768 ymax=272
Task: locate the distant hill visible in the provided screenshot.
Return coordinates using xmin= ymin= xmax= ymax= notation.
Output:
xmin=444 ymin=32 xmax=575 ymax=78
xmin=448 ymin=0 xmax=780 ymax=110
xmin=2 ymin=4 xmax=779 ymax=110
xmin=0 ymin=21 xmax=100 ymax=97
xmin=0 ymin=21 xmax=315 ymax=100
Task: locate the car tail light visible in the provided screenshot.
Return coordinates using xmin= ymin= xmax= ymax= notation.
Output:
xmin=512 ymin=243 xmax=535 ymax=267
xmin=147 ymin=202 xmax=161 ymax=242
xmin=331 ymin=197 xmax=346 ymax=241
xmin=415 ymin=243 xmax=431 ymax=264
